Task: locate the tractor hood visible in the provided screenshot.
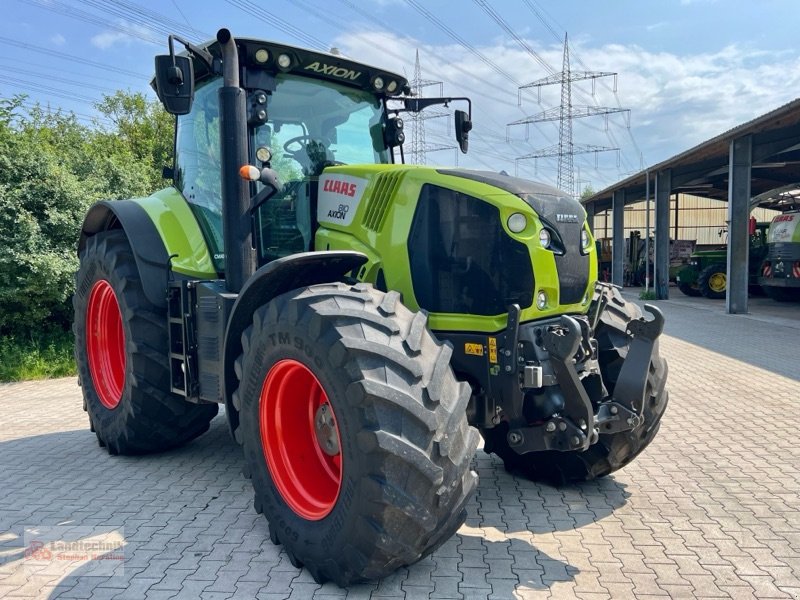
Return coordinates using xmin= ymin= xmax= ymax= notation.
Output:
xmin=437 ymin=169 xmax=586 ymax=224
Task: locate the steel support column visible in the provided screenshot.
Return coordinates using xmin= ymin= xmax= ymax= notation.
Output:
xmin=726 ymin=135 xmax=752 ymax=314
xmin=655 ymin=169 xmax=671 ymax=300
xmin=612 ymin=189 xmax=625 ymax=286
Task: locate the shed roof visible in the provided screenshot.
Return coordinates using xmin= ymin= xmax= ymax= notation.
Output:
xmin=582 ymin=98 xmax=800 ymax=213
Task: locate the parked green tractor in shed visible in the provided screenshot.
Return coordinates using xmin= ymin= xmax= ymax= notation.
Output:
xmin=73 ymin=29 xmax=669 ymax=585
xmin=676 ymin=221 xmax=769 ymax=299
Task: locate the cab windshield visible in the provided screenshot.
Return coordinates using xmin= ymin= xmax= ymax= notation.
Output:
xmin=174 ymin=73 xmax=390 ymax=271
xmin=256 ymin=74 xmax=391 ymax=180
xmin=253 ymin=74 xmax=390 ymax=263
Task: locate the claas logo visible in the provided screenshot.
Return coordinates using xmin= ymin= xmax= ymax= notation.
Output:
xmin=323 ymin=179 xmax=357 ymax=197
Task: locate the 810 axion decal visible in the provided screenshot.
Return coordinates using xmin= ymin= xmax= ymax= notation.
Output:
xmin=317 ymin=174 xmax=368 ymax=227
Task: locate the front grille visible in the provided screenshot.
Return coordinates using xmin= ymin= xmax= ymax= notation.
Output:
xmin=551 ymin=220 xmax=590 ymax=304
xmin=524 ymin=199 xmax=589 ymax=305
xmin=408 ymin=184 xmax=534 ymax=315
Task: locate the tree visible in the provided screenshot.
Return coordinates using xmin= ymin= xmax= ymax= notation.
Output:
xmin=0 ymin=92 xmax=173 ymax=334
xmin=580 ymin=184 xmax=596 ymax=200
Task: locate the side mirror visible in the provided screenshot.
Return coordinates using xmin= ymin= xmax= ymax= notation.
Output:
xmin=455 ymin=109 xmax=472 ymax=154
xmin=154 ymin=54 xmax=194 ymax=115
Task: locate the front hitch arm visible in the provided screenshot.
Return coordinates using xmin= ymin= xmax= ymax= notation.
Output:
xmin=610 ymin=304 xmax=664 ymax=415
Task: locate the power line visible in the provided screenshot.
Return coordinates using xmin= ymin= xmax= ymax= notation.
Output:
xmin=224 ymin=0 xmax=328 ymax=51
xmin=0 ymin=35 xmax=148 ymax=78
xmin=403 ymin=0 xmax=520 ymax=86
xmin=0 ymin=76 xmax=99 ymax=103
xmin=18 ymin=0 xmax=162 ymax=45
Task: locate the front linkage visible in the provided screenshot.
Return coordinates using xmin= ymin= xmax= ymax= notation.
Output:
xmin=442 ymin=282 xmax=664 ymax=455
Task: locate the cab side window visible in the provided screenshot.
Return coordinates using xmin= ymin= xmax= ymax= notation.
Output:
xmin=175 ymin=78 xmax=224 ymax=269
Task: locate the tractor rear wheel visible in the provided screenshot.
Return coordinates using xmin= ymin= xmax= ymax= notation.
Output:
xmin=482 ymin=291 xmax=668 ymax=485
xmin=677 ymin=281 xmax=701 ymax=297
xmin=698 ymin=263 xmax=727 ymax=299
xmin=73 ymin=230 xmax=218 ymax=454
xmin=235 ymin=282 xmax=479 ymax=586
xmin=763 ymin=285 xmax=800 ymax=302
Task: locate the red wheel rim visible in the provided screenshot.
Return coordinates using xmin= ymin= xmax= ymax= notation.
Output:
xmin=260 ymin=360 xmax=342 ymax=520
xmin=86 ymin=280 xmax=125 ymax=410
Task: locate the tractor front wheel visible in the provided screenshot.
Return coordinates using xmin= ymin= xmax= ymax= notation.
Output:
xmin=698 ymin=263 xmax=727 ymax=299
xmin=482 ymin=291 xmax=668 ymax=485
xmin=73 ymin=230 xmax=218 ymax=454
xmin=235 ymin=282 xmax=478 ymax=586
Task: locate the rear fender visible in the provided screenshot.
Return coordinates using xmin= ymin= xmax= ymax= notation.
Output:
xmin=222 ymin=251 xmax=368 ymax=440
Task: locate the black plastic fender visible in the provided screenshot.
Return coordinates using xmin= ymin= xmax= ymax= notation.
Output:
xmin=222 ymin=250 xmax=369 ymax=440
xmin=78 ymin=200 xmax=171 ymax=308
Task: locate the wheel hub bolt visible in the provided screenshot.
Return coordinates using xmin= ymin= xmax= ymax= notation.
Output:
xmin=610 ymin=405 xmax=618 ymax=415
xmin=508 ymin=432 xmax=522 ymax=444
xmin=571 ymin=436 xmax=581 ymax=446
xmin=558 ymin=422 xmax=567 ymax=431
xmin=314 ymin=403 xmax=340 ymax=456
xmin=546 ymin=421 xmax=556 ymax=433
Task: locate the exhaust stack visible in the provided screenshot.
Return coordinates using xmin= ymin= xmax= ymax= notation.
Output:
xmin=217 ymin=28 xmax=255 ymax=293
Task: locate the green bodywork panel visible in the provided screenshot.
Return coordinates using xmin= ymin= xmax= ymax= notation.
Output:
xmin=314 ymin=164 xmax=597 ymax=333
xmin=132 ymin=187 xmax=218 ymax=279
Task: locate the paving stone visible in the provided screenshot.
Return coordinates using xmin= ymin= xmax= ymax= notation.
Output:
xmin=3 ymin=297 xmax=800 ymax=599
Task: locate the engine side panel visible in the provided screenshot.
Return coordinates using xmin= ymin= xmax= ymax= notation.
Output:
xmin=314 ymin=164 xmax=597 ymax=333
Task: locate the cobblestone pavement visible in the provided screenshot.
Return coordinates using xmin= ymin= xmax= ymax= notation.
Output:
xmin=1 ymin=297 xmax=798 ymax=599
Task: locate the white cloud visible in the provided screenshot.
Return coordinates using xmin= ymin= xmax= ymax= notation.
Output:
xmin=334 ymin=30 xmax=800 ymax=188
xmin=90 ymin=22 xmax=155 ymax=49
xmin=91 ymin=31 xmax=131 ymax=50
xmin=50 ymin=33 xmax=65 ymax=46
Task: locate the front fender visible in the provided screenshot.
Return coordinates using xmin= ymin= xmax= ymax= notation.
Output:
xmin=222 ymin=251 xmax=368 ymax=440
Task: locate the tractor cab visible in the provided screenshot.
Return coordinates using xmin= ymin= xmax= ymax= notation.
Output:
xmin=154 ymin=34 xmax=470 ymax=274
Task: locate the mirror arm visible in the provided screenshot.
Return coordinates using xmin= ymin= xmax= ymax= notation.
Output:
xmin=168 ymin=34 xmax=215 ymax=72
xmin=400 ymin=96 xmax=471 ymax=119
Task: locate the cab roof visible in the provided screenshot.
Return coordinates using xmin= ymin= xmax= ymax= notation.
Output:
xmin=177 ymin=36 xmax=411 ymax=98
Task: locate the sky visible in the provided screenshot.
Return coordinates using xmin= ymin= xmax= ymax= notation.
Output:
xmin=3 ymin=0 xmax=800 ymax=193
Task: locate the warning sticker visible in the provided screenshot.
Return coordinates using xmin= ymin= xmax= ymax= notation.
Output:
xmin=464 ymin=343 xmax=484 ymax=356
xmin=488 ymin=337 xmax=497 ymax=364
xmin=317 ymin=174 xmax=368 ymax=227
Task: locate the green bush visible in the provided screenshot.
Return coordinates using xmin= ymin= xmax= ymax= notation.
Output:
xmin=0 ymin=93 xmax=171 ymax=378
xmin=0 ymin=328 xmax=75 ymax=381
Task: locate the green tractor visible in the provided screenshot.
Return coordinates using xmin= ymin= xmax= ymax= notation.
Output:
xmin=759 ymin=211 xmax=800 ymax=301
xmin=73 ymin=30 xmax=669 ymax=585
xmin=676 ymin=221 xmax=769 ymax=299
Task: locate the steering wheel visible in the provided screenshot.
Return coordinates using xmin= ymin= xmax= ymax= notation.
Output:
xmin=283 ymin=134 xmax=315 ymax=155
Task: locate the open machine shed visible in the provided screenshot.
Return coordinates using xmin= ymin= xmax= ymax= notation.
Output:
xmin=582 ymin=98 xmax=800 ymax=313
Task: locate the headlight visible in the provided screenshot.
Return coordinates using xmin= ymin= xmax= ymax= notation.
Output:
xmin=277 ymin=54 xmax=292 ymax=68
xmin=539 ymin=229 xmax=551 ymax=249
xmin=581 ymin=228 xmax=590 ymax=250
xmin=507 ymin=213 xmax=527 ymax=233
xmin=536 ymin=290 xmax=548 ymax=310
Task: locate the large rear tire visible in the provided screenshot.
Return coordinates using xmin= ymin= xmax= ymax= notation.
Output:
xmin=678 ymin=281 xmax=701 ymax=297
xmin=698 ymin=263 xmax=727 ymax=299
xmin=482 ymin=291 xmax=668 ymax=485
xmin=73 ymin=230 xmax=218 ymax=454
xmin=235 ymin=282 xmax=479 ymax=586
xmin=763 ymin=285 xmax=800 ymax=302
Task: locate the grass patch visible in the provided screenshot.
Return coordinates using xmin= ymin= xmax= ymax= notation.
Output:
xmin=639 ymin=289 xmax=658 ymax=301
xmin=0 ymin=329 xmax=76 ymax=382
